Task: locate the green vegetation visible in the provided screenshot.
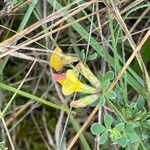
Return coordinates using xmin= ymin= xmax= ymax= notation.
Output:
xmin=0 ymin=0 xmax=150 ymax=149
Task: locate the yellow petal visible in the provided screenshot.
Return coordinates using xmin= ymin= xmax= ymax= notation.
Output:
xmin=66 ymin=69 xmax=79 ymax=83
xmin=62 ymin=80 xmax=80 ymax=95
xmin=62 ymin=69 xmax=97 ymax=96
xmin=50 ymin=47 xmax=79 ymax=71
xmin=62 ymin=70 xmax=81 ymax=95
xmin=50 ymin=47 xmax=63 ymax=71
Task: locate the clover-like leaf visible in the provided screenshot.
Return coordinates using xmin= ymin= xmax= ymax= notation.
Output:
xmin=118 ymin=133 xmax=128 ymax=147
xmin=104 ymin=91 xmax=116 ymax=100
xmin=97 ymin=72 xmax=103 ymax=81
xmin=114 ymin=123 xmax=124 ymax=131
xmin=104 ymin=114 xmax=113 ymax=129
xmin=124 ymin=122 xmax=134 ymax=133
xmin=102 ymin=80 xmax=110 ymax=92
xmin=126 ymin=131 xmax=139 ymax=143
xmin=111 ymin=128 xmax=122 ymax=142
xmin=103 ymin=71 xmax=114 ymax=81
xmin=99 ymin=131 xmax=109 ymax=144
xmin=91 ymin=123 xmax=106 ymax=135
xmin=98 ymin=96 xmax=106 ymax=105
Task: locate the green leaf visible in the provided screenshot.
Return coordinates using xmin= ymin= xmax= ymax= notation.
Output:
xmin=91 ymin=123 xmax=106 ymax=135
xmin=99 ymin=131 xmax=109 ymax=144
xmin=125 ymin=122 xmax=134 ymax=133
xmin=104 ymin=91 xmax=117 ymax=100
xmin=141 ymin=112 xmax=150 ymax=122
xmin=102 ymin=80 xmax=110 ymax=92
xmin=122 ymin=108 xmax=132 ymax=120
xmin=143 ymin=119 xmax=150 ymax=129
xmin=81 ymin=49 xmax=86 ymax=60
xmin=87 ymin=52 xmax=98 ymax=61
xmin=104 ymin=114 xmax=113 ymax=129
xmin=136 ymin=96 xmax=145 ymax=111
xmin=103 ymin=71 xmax=114 ymax=81
xmin=118 ymin=133 xmax=128 ymax=147
xmin=97 ymin=72 xmax=103 ymax=81
xmin=126 ymin=131 xmax=139 ymax=143
xmin=90 ymin=99 xmax=98 ymax=107
xmin=114 ymin=123 xmax=124 ymax=131
xmin=111 ymin=128 xmax=122 ymax=141
xmin=98 ymin=96 xmax=106 ymax=105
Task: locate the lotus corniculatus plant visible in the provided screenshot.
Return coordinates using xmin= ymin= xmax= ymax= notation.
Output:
xmin=50 ymin=47 xmax=101 ymax=108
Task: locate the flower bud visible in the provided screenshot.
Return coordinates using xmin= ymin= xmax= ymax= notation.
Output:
xmin=70 ymin=94 xmax=99 ymax=108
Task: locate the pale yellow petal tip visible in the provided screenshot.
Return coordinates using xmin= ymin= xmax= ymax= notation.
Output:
xmin=64 ymin=55 xmax=80 ymax=64
xmin=70 ymin=100 xmax=86 ymax=108
xmin=77 ymin=62 xmax=101 ymax=89
xmin=70 ymin=95 xmax=99 ymax=108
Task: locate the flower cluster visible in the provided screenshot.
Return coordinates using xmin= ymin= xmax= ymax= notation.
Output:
xmin=50 ymin=47 xmax=101 ymax=108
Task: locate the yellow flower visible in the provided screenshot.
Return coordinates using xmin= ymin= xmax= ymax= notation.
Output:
xmin=62 ymin=69 xmax=97 ymax=96
xmin=50 ymin=47 xmax=79 ymax=71
xmin=52 ymin=69 xmax=97 ymax=96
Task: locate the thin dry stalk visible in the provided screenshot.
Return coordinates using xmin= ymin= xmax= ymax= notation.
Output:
xmin=6 ymin=101 xmax=33 ymax=126
xmin=0 ymin=1 xmax=93 ymax=52
xmin=110 ymin=0 xmax=150 ymax=100
xmin=2 ymin=116 xmax=15 ymax=150
xmin=0 ymin=9 xmax=101 ymax=59
xmin=130 ymin=8 xmax=150 ymax=33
